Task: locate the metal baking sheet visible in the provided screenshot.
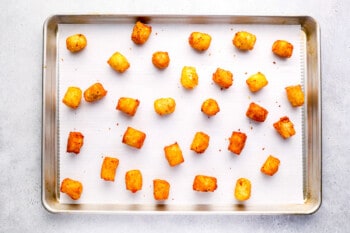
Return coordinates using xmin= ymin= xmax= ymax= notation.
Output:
xmin=42 ymin=15 xmax=321 ymax=214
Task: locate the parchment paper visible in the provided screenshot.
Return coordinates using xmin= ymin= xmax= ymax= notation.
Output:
xmin=58 ymin=22 xmax=305 ymax=205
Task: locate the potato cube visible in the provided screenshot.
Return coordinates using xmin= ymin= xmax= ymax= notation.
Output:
xmin=190 ymin=131 xmax=210 ymax=153
xmin=188 ymin=32 xmax=212 ymax=51
xmin=273 ymin=116 xmax=296 ymax=139
xmin=193 ymin=175 xmax=217 ymax=192
xmin=260 ymin=155 xmax=280 ymax=176
xmin=228 ymin=131 xmax=247 ymax=155
xmin=164 ymin=142 xmax=184 ymax=167
xmin=107 ymin=52 xmax=130 ymax=73
xmin=131 ymin=21 xmax=152 ymax=45
xmin=234 ymin=178 xmax=251 ymax=201
xmin=60 ymin=178 xmax=83 ymax=200
xmin=122 ymin=127 xmax=146 ymax=149
xmin=285 ymin=84 xmax=305 ymax=107
xmin=66 ymin=34 xmax=87 ymax=53
xmin=66 ymin=131 xmax=84 ymax=154
xmin=212 ymin=68 xmax=233 ymax=89
xmin=201 ymin=98 xmax=220 ymax=117
xmin=83 ymin=82 xmax=107 ymax=103
xmin=62 ymin=86 xmax=82 ymax=109
xmin=116 ymin=97 xmax=140 ymax=116
xmin=246 ymin=72 xmax=268 ymax=92
xmin=180 ymin=66 xmax=198 ymax=89
xmin=232 ymin=31 xmax=256 ymax=51
xmin=246 ymin=102 xmax=269 ymax=122
xmin=125 ymin=170 xmax=143 ymax=193
xmin=100 ymin=157 xmax=119 ymax=181
xmin=154 ymin=97 xmax=176 ymax=115
xmin=153 ymin=179 xmax=170 ymax=200
xmin=272 ymin=40 xmax=293 ymax=58
xmin=152 ymin=51 xmax=170 ymax=69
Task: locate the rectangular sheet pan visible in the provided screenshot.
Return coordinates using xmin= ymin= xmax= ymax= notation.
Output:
xmin=42 ymin=15 xmax=321 ymax=214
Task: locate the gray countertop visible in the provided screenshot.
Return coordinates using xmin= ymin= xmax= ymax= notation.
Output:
xmin=1 ymin=0 xmax=349 ymax=232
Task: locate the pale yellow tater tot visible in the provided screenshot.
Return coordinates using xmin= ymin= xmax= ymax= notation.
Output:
xmin=180 ymin=66 xmax=198 ymax=89
xmin=188 ymin=32 xmax=212 ymax=51
xmin=66 ymin=34 xmax=87 ymax=52
xmin=107 ymin=52 xmax=130 ymax=73
xmin=246 ymin=72 xmax=268 ymax=92
xmin=234 ymin=178 xmax=251 ymax=201
xmin=154 ymin=97 xmax=176 ymax=116
xmin=232 ymin=31 xmax=256 ymax=51
xmin=62 ymin=86 xmax=82 ymax=109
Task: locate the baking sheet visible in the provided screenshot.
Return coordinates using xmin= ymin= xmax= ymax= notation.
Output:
xmin=42 ymin=15 xmax=321 ymax=214
xmin=57 ymin=23 xmax=304 ymax=205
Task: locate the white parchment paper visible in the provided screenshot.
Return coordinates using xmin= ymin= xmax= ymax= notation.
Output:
xmin=57 ymin=22 xmax=305 ymax=205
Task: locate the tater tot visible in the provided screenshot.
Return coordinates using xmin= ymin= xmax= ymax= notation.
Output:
xmin=122 ymin=126 xmax=146 ymax=149
xmin=212 ymin=68 xmax=233 ymax=89
xmin=60 ymin=178 xmax=83 ymax=200
xmin=154 ymin=97 xmax=176 ymax=115
xmin=180 ymin=66 xmax=198 ymax=89
xmin=246 ymin=102 xmax=269 ymax=122
xmin=62 ymin=86 xmax=82 ymax=109
xmin=272 ymin=40 xmax=294 ymax=58
xmin=153 ymin=179 xmax=170 ymax=201
xmin=193 ymin=175 xmax=217 ymax=192
xmin=273 ymin=116 xmax=296 ymax=139
xmin=232 ymin=31 xmax=256 ymax=51
xmin=261 ymin=155 xmax=280 ymax=176
xmin=66 ymin=34 xmax=87 ymax=52
xmin=190 ymin=131 xmax=210 ymax=153
xmin=201 ymin=98 xmax=220 ymax=117
xmin=188 ymin=32 xmax=212 ymax=51
xmin=116 ymin=97 xmax=140 ymax=116
xmin=83 ymin=82 xmax=107 ymax=103
xmin=246 ymin=72 xmax=268 ymax=92
xmin=125 ymin=170 xmax=143 ymax=193
xmin=285 ymin=84 xmax=305 ymax=107
xmin=107 ymin=52 xmax=130 ymax=73
xmin=131 ymin=21 xmax=152 ymax=45
xmin=234 ymin=178 xmax=251 ymax=201
xmin=66 ymin=131 xmax=84 ymax=154
xmin=100 ymin=157 xmax=119 ymax=182
xmin=164 ymin=142 xmax=184 ymax=167
xmin=152 ymin=51 xmax=170 ymax=69
xmin=228 ymin=131 xmax=247 ymax=155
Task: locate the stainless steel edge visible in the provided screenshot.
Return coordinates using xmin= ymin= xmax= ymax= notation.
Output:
xmin=42 ymin=15 xmax=60 ymax=213
xmin=305 ymin=16 xmax=322 ymax=214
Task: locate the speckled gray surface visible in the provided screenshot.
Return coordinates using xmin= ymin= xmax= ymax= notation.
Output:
xmin=0 ymin=0 xmax=349 ymax=232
